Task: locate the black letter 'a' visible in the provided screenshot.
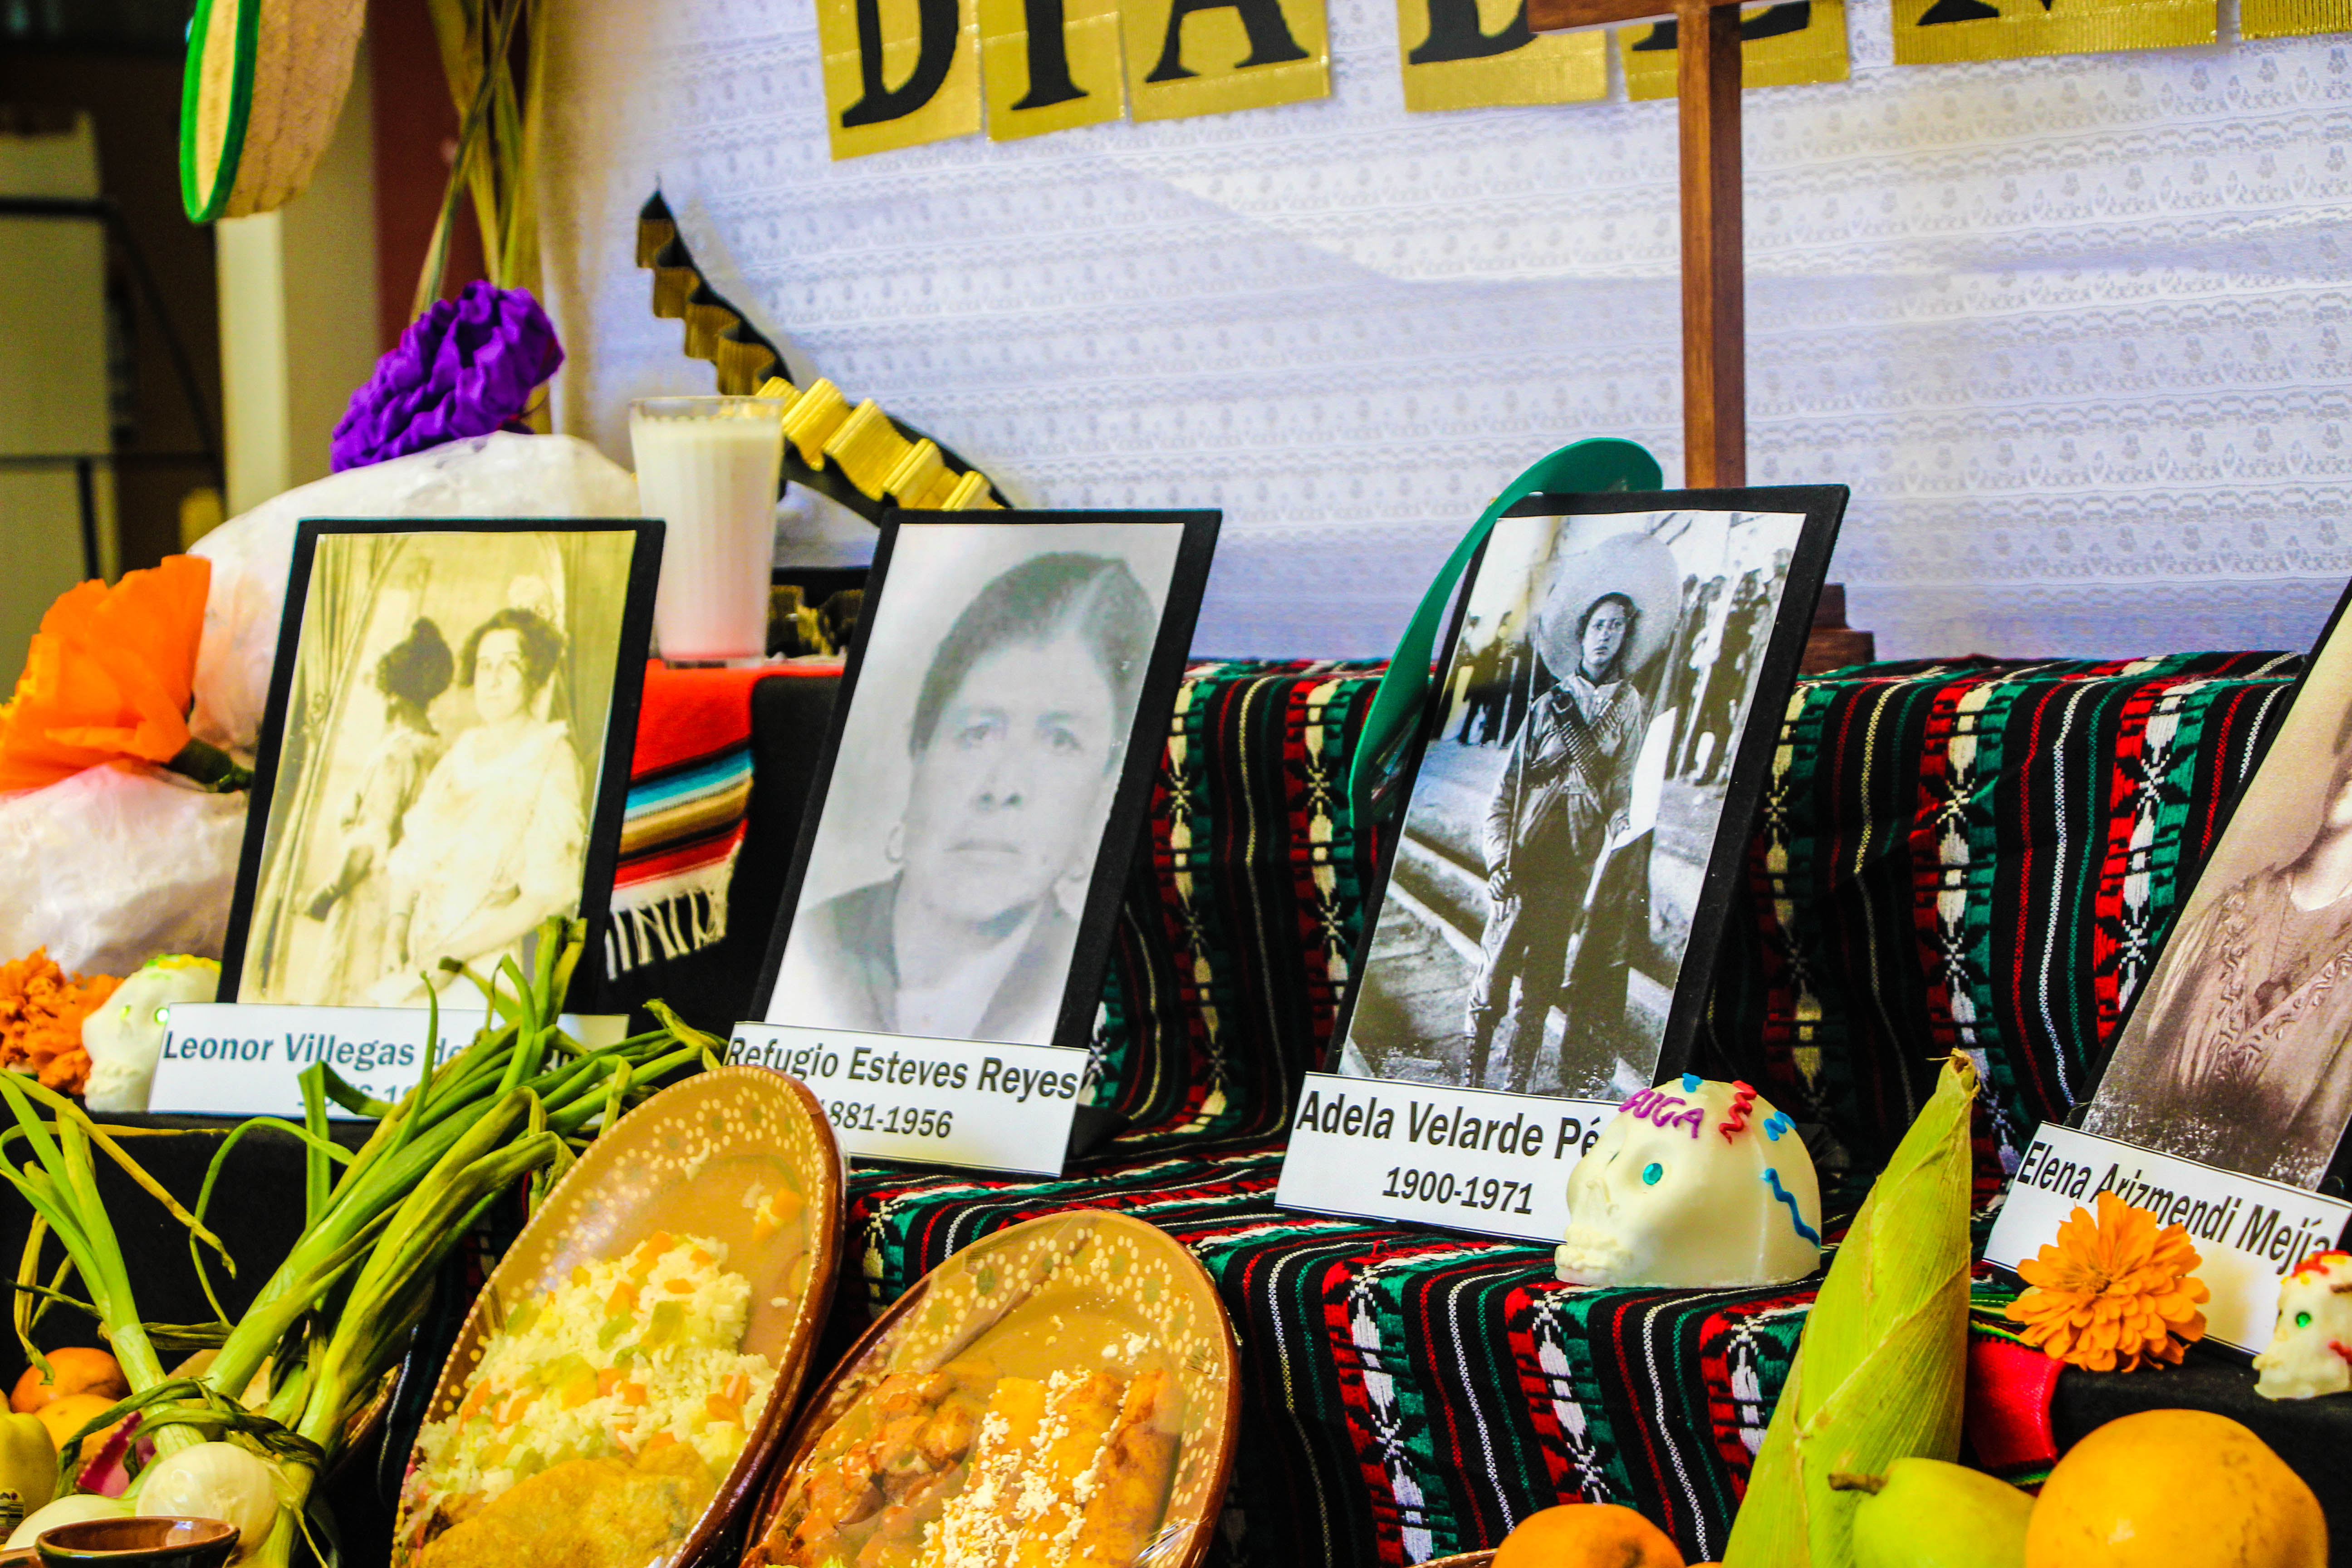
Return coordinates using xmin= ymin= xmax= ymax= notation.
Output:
xmin=1013 ymin=0 xmax=1086 ymax=108
xmin=1408 ymin=0 xmax=1532 ymax=64
xmin=841 ymin=0 xmax=961 ymax=126
xmin=1147 ymin=0 xmax=1311 ymax=81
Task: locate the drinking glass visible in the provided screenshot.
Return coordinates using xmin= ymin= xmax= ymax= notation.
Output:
xmin=630 ymin=396 xmax=788 ymax=663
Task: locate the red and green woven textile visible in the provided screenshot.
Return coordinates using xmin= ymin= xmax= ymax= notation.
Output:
xmin=840 ymin=1150 xmax=2042 ymax=1566
xmin=1088 ymin=661 xmax=1384 ymax=1146
xmin=1698 ymin=653 xmax=2298 ymax=1193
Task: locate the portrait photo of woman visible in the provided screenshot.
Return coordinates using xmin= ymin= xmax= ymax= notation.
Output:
xmin=764 ymin=521 xmax=1195 ymax=1048
xmin=231 ymin=526 xmax=650 ymax=1009
xmin=2089 ymin=619 xmax=2352 ymax=1187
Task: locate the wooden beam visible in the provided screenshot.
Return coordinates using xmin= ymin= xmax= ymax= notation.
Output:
xmin=1677 ymin=0 xmax=1744 ymax=487
xmin=1523 ymin=0 xmax=1676 ymax=30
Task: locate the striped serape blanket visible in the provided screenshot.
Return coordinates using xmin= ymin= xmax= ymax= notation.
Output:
xmin=603 ymin=659 xmax=839 ymax=975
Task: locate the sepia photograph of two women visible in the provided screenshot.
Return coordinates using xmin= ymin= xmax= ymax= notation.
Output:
xmin=234 ymin=527 xmax=645 ymax=1009
xmin=1338 ymin=508 xmax=1808 ymax=1103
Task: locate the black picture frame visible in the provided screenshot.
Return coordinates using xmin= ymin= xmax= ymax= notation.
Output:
xmin=751 ymin=509 xmax=1220 ymax=1061
xmin=1330 ymin=485 xmax=1847 ymax=1098
xmin=218 ymin=517 xmax=665 ymax=1006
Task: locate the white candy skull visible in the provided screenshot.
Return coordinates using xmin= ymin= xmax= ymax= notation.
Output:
xmin=2254 ymin=1250 xmax=2352 ymax=1400
xmin=82 ymin=955 xmax=219 ymax=1112
xmin=1556 ymin=1075 xmax=1822 ymax=1289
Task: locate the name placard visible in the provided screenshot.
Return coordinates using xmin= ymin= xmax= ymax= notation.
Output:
xmin=150 ymin=1003 xmax=489 ymax=1117
xmin=1274 ymin=1073 xmax=1612 ymax=1242
xmin=727 ymin=1022 xmax=1085 ymax=1176
xmin=1985 ymin=1123 xmax=2352 ymax=1354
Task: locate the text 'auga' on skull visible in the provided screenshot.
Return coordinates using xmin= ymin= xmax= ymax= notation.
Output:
xmin=2254 ymin=1250 xmax=2352 ymax=1400
xmin=1556 ymin=1075 xmax=1822 ymax=1289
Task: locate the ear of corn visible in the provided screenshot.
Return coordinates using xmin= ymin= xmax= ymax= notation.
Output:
xmin=1723 ymin=1052 xmax=1980 ymax=1568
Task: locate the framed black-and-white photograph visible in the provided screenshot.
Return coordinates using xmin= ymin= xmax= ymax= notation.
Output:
xmin=754 ymin=511 xmax=1217 ymax=1052
xmin=1334 ymin=489 xmax=1845 ymax=1101
xmin=2085 ymin=585 xmax=2352 ymax=1190
xmin=220 ymin=519 xmax=662 ymax=1008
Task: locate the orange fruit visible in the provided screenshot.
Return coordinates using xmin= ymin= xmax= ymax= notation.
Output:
xmin=1494 ymin=1503 xmax=1685 ymax=1568
xmin=2025 ymin=1409 xmax=2326 ymax=1568
xmin=10 ymin=1348 xmax=125 ymax=1415
xmin=31 ymin=1393 xmax=122 ymax=1458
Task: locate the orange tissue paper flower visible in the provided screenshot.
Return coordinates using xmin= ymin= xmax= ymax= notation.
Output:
xmin=0 ymin=556 xmax=237 ymax=793
xmin=0 ymin=949 xmax=120 ymax=1094
xmin=2005 ymin=1188 xmax=2210 ymax=1372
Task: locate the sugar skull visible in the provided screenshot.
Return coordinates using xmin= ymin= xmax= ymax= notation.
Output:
xmin=1556 ymin=1075 xmax=1822 ymax=1288
xmin=2254 ymin=1250 xmax=2352 ymax=1400
xmin=82 ymin=955 xmax=218 ymax=1113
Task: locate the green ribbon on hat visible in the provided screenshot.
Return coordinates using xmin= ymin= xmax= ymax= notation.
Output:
xmin=1348 ymin=437 xmax=1663 ymax=825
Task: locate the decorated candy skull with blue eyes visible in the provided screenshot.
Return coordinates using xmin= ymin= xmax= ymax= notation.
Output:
xmin=1556 ymin=1075 xmax=1822 ymax=1288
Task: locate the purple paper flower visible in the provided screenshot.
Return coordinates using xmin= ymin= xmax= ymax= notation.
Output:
xmin=331 ymin=282 xmax=565 ymax=472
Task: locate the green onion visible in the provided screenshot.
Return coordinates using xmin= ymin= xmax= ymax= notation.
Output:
xmin=0 ymin=918 xmax=706 ymax=1568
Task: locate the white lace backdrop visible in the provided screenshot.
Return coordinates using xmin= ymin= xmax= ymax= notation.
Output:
xmin=538 ymin=0 xmax=2352 ymax=661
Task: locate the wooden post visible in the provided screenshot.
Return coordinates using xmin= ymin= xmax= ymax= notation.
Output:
xmin=1676 ymin=0 xmax=1742 ymax=487
xmin=1525 ymin=0 xmax=1875 ymax=667
xmin=1525 ymin=0 xmax=1749 ymax=489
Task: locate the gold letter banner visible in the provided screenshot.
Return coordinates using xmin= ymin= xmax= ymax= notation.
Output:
xmin=817 ymin=0 xmax=984 ymax=159
xmin=1891 ymin=0 xmax=2215 ymax=62
xmin=982 ymin=0 xmax=1127 ymax=137
xmin=1122 ymin=0 xmax=1330 ymax=120
xmin=2239 ymin=0 xmax=2351 ymax=34
xmin=1397 ymin=0 xmax=1606 ymax=112
xmin=1618 ymin=0 xmax=1848 ymax=99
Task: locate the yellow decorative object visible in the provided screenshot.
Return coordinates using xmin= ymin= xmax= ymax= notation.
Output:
xmin=638 ymin=195 xmax=1008 ymax=521
xmin=1618 ymin=0 xmax=1850 ymax=101
xmin=1721 ymin=1053 xmax=1979 ymax=1568
xmin=2022 ymin=1410 xmax=2326 ymax=1568
xmin=822 ymin=400 xmax=909 ymax=499
xmin=814 ymin=0 xmax=983 ymax=159
xmin=1890 ymin=0 xmax=2215 ymax=64
xmin=981 ymin=0 xmax=1127 ymax=138
xmin=1395 ymin=0 xmax=1607 ymax=113
xmin=1121 ymin=0 xmax=1330 ymax=122
xmin=2242 ymin=0 xmax=2352 ymax=34
xmin=781 ymin=378 xmax=854 ymax=467
xmin=2004 ymin=1189 xmax=2208 ymax=1373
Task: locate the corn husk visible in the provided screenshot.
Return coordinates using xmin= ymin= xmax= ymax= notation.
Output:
xmin=1722 ymin=1053 xmax=1979 ymax=1568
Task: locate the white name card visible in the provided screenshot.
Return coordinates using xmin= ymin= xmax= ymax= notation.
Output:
xmin=149 ymin=1003 xmax=489 ymax=1118
xmin=1985 ymin=1122 xmax=2352 ymax=1355
xmin=1274 ymin=1073 xmax=1612 ymax=1243
xmin=727 ymin=1022 xmax=1085 ymax=1176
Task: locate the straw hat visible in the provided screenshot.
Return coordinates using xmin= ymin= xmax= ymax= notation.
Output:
xmin=179 ymin=0 xmax=367 ymax=221
xmin=1532 ymin=530 xmax=1679 ymax=685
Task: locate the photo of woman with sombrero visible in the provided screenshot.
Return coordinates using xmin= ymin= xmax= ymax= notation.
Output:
xmin=1335 ymin=505 xmax=1818 ymax=1101
xmin=1466 ymin=534 xmax=1673 ymax=1093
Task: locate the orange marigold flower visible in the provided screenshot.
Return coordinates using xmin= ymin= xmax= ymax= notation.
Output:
xmin=0 ymin=556 xmax=237 ymax=794
xmin=0 ymin=949 xmax=120 ymax=1096
xmin=2005 ymin=1189 xmax=2210 ymax=1372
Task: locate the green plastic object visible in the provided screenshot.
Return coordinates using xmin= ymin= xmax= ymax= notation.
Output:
xmin=1348 ymin=437 xmax=1662 ymax=824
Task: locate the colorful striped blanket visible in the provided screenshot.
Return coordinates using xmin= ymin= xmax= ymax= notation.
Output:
xmin=603 ymin=660 xmax=839 ymax=975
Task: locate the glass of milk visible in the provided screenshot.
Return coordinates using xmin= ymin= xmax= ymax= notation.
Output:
xmin=630 ymin=396 xmax=788 ymax=663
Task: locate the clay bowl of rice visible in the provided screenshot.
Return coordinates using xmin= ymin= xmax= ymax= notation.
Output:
xmin=391 ymin=1067 xmax=843 ymax=1568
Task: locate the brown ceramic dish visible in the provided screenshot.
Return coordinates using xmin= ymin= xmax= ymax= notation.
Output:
xmin=390 ymin=1066 xmax=844 ymax=1568
xmin=34 ymin=1517 xmax=238 ymax=1568
xmin=743 ymin=1210 xmax=1241 ymax=1568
